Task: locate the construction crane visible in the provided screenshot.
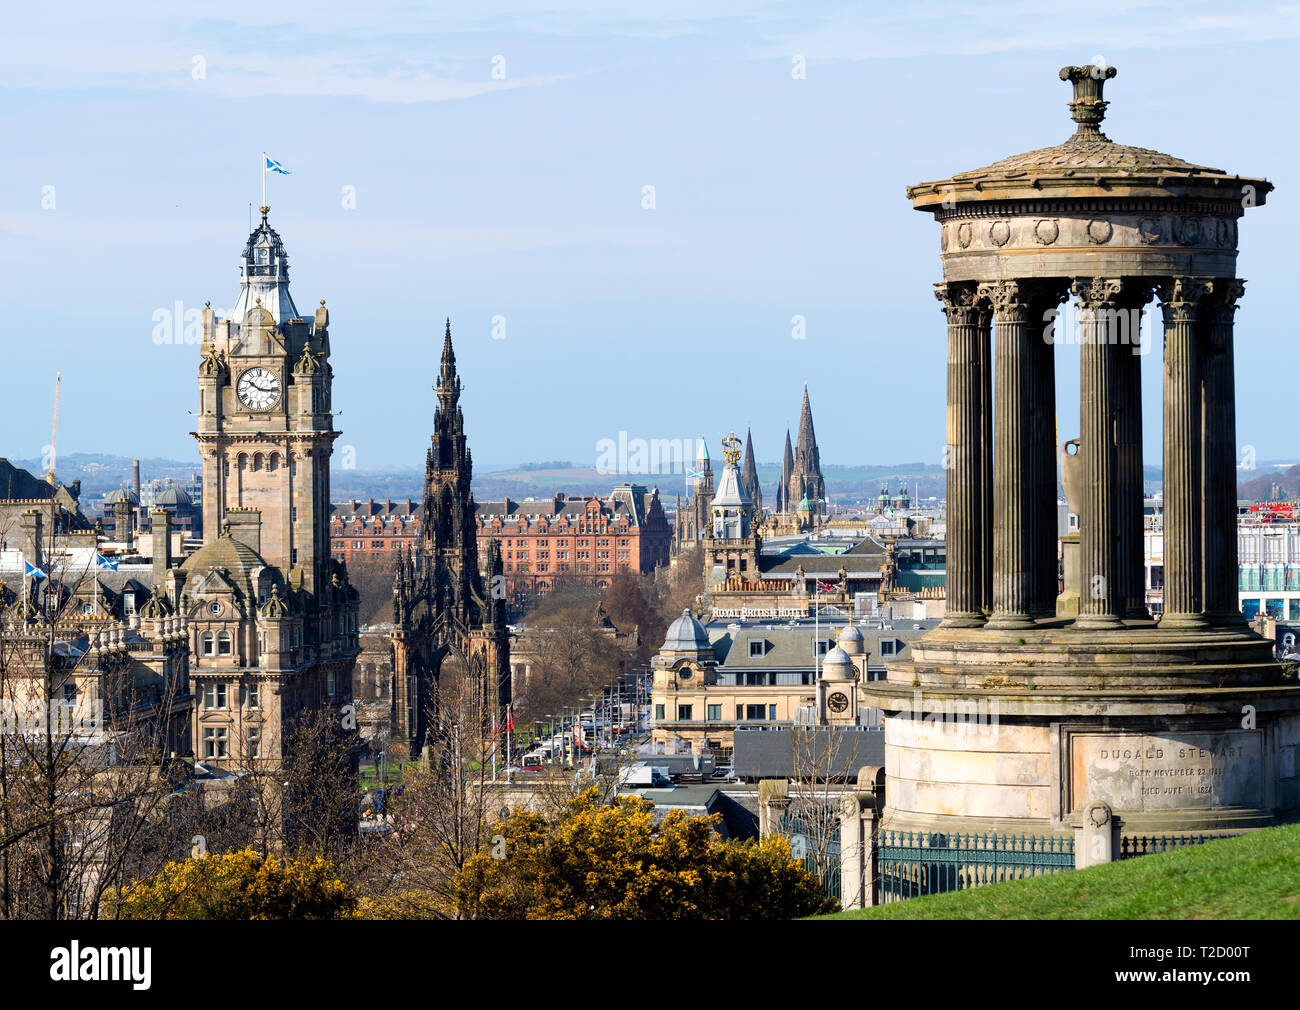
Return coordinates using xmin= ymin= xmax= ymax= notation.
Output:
xmin=48 ymin=371 xmax=60 ymax=488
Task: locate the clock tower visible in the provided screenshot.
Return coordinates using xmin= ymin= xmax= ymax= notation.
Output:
xmin=195 ymin=206 xmax=335 ymax=594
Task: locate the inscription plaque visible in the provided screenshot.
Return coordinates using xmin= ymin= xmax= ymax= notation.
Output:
xmin=1069 ymin=730 xmax=1262 ymax=812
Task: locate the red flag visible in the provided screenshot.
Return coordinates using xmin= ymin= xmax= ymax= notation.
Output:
xmin=505 ymin=705 xmax=515 ymax=734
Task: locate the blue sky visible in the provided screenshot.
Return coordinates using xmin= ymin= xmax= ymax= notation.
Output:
xmin=2 ymin=2 xmax=1297 ymax=474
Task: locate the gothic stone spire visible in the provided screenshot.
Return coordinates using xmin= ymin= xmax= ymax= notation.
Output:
xmin=741 ymin=427 xmax=763 ymax=515
xmin=777 ymin=428 xmax=794 ymax=513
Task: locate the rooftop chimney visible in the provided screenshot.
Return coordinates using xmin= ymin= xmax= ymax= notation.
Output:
xmin=151 ymin=507 xmax=172 ymax=591
xmin=225 ymin=507 xmax=262 ymax=555
xmin=133 ymin=459 xmax=141 ymax=495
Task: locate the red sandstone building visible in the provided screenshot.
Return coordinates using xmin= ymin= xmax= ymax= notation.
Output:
xmin=330 ymin=484 xmax=672 ymax=601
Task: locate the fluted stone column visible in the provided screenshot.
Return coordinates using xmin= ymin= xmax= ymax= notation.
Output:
xmin=937 ymin=282 xmax=986 ymax=628
xmin=979 ymin=301 xmax=994 ymax=614
xmin=1074 ymin=278 xmax=1124 ymax=629
xmin=982 ymin=281 xmax=1051 ymax=629
xmin=1030 ymin=286 xmax=1067 ymax=617
xmin=1202 ymin=279 xmax=1246 ymax=625
xmin=1114 ymin=286 xmax=1152 ymax=620
xmin=1159 ymin=278 xmax=1212 ymax=630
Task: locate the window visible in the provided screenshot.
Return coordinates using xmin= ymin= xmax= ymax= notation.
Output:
xmin=246 ymin=726 xmax=261 ymax=759
xmin=217 ymin=631 xmax=232 ymax=655
xmin=247 ymin=683 xmax=260 ymax=708
xmin=62 ymin=683 xmax=77 ymax=702
xmin=203 ymin=726 xmax=228 ymax=759
xmin=817 ymin=640 xmax=829 ymax=655
xmin=768 ymin=704 xmax=777 ymax=720
xmin=327 ymin=671 xmax=336 ymax=696
xmin=749 ymin=640 xmax=765 ymax=658
xmin=654 ymin=704 xmax=665 ymax=720
xmin=208 ymin=601 xmax=222 ymax=616
xmin=291 ymin=507 xmax=298 ymax=522
xmin=123 ymin=592 xmax=136 ymax=615
xmin=81 ymin=602 xmax=93 ymax=615
xmin=371 ymin=541 xmax=384 ymax=549
xmin=203 ymin=683 xmax=228 ymax=709
xmin=745 ymin=704 xmax=766 ymax=721
xmin=707 ymin=704 xmax=722 ymax=721
xmin=676 ymin=705 xmax=693 ymax=721
xmin=880 ymin=639 xmax=897 ymax=657
xmin=201 ymin=633 xmax=215 ymax=656
xmin=352 ymin=541 xmax=363 ymax=550
xmin=1149 ymin=565 xmax=1164 ymax=591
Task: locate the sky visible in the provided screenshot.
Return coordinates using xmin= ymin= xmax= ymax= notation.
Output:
xmin=1 ymin=1 xmax=1298 ymax=476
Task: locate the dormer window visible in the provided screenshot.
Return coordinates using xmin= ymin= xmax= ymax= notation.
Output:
xmin=255 ymin=246 xmax=269 ymax=265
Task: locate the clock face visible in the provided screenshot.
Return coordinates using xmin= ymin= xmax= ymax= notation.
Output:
xmin=827 ymin=691 xmax=849 ymax=714
xmin=237 ymin=367 xmax=280 ymax=410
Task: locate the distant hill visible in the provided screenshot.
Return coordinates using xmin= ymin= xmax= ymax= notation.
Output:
xmin=1239 ymin=463 xmax=1300 ymax=501
xmin=15 ymin=452 xmax=1299 ymax=508
xmin=6 ymin=453 xmax=201 ymax=498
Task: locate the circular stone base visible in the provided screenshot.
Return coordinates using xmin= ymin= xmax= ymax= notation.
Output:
xmin=860 ymin=620 xmax=1300 ymax=835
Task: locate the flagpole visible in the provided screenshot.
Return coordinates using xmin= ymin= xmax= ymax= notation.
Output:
xmin=261 ymin=151 xmax=266 ymax=210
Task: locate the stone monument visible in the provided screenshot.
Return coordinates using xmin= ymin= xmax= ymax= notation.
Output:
xmin=861 ymin=64 xmax=1300 ymax=835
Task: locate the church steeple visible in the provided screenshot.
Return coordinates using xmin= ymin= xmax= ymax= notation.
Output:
xmin=790 ymin=386 xmax=825 ymax=522
xmin=741 ymin=427 xmax=763 ymax=516
xmin=776 ymin=429 xmax=794 ymax=513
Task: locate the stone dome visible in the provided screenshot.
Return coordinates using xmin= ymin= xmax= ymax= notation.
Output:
xmin=837 ymin=624 xmax=865 ymax=656
xmin=662 ymin=609 xmax=711 ymax=652
xmin=821 ymin=645 xmax=856 ymax=681
xmin=155 ymin=486 xmax=193 ymax=506
xmin=180 ymin=531 xmax=268 ymax=581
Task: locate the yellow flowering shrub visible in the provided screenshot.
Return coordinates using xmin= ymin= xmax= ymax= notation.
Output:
xmin=113 ymin=848 xmax=357 ymax=920
xmin=455 ymin=788 xmax=835 ymax=919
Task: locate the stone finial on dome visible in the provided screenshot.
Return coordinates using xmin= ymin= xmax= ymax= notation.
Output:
xmin=1059 ymin=64 xmax=1116 ymax=138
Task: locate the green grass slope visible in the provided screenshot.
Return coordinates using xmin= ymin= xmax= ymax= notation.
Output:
xmin=824 ymin=823 xmax=1300 ymax=920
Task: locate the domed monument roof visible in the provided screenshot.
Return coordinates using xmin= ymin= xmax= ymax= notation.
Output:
xmin=662 ymin=609 xmax=711 ymax=652
xmin=821 ymin=645 xmax=856 ymax=680
xmin=103 ymin=486 xmax=139 ymax=505
xmin=907 ymin=65 xmax=1271 ymax=211
xmin=155 ymin=486 xmax=193 ymax=506
xmin=837 ymin=623 xmax=865 ymax=655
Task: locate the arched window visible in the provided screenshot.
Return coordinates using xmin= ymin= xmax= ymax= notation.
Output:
xmin=217 ymin=631 xmax=232 ymax=655
xmin=201 ymin=633 xmax=215 ymax=656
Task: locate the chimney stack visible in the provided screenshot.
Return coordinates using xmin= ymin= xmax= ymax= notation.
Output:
xmin=132 ymin=459 xmax=141 ymax=496
xmin=151 ymin=508 xmax=172 ymax=591
xmin=20 ymin=509 xmax=42 ymax=569
xmin=224 ymin=507 xmax=261 ymax=554
xmin=114 ymin=498 xmax=134 ymax=549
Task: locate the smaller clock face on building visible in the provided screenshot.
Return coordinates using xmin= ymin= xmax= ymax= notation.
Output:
xmin=237 ymin=367 xmax=280 ymax=410
xmin=827 ymin=691 xmax=849 ymax=714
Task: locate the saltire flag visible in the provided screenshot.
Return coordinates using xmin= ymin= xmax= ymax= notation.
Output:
xmin=815 ymin=580 xmax=838 ymax=594
xmin=686 ymin=468 xmax=704 ymax=480
xmin=265 ymin=156 xmax=291 ymax=175
xmin=95 ymin=553 xmax=118 ymax=571
xmin=24 ymin=561 xmax=46 ymax=580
